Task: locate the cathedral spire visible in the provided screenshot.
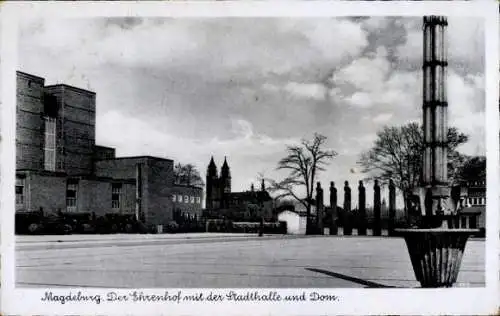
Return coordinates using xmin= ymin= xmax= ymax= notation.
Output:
xmin=221 ymin=156 xmax=230 ymax=178
xmin=221 ymin=156 xmax=231 ymax=194
xmin=207 ymin=156 xmax=217 ymax=177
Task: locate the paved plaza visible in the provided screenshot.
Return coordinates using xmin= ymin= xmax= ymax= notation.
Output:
xmin=16 ymin=233 xmax=485 ymax=288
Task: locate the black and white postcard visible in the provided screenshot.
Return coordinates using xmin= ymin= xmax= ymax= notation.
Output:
xmin=1 ymin=1 xmax=498 ymax=315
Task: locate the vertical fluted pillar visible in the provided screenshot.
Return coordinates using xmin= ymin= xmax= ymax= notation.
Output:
xmin=329 ymin=181 xmax=338 ymax=235
xmin=373 ymin=180 xmax=381 ymax=236
xmin=358 ymin=181 xmax=367 ymax=236
xmin=343 ymin=181 xmax=352 ymax=236
xmin=422 ymin=16 xmax=448 ymax=187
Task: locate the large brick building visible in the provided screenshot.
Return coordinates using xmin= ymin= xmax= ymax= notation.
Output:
xmin=15 ymin=71 xmax=202 ymax=231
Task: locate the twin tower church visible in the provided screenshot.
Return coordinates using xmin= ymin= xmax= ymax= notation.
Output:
xmin=204 ymin=156 xmax=274 ymax=221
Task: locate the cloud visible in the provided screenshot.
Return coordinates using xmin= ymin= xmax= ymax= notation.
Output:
xmin=347 ymin=92 xmax=373 ymax=108
xmin=329 ymin=47 xmax=420 ymax=113
xmin=447 ymin=72 xmax=485 ymax=155
xmin=372 ymin=113 xmax=393 ymax=123
xmin=263 ymin=81 xmax=328 ymax=101
xmin=332 ymin=48 xmax=391 ymax=93
xmin=361 ymin=17 xmax=391 ymax=32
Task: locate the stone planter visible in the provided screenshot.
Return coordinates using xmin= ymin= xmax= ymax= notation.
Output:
xmin=396 ymin=228 xmax=479 ymax=288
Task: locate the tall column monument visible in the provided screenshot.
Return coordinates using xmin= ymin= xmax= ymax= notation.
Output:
xmin=415 ymin=16 xmax=455 ymax=226
xmin=396 ymin=16 xmax=478 ymax=288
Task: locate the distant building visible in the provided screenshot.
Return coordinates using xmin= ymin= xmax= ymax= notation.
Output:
xmin=204 ymin=157 xmax=274 ymax=221
xmin=458 ymin=180 xmax=486 ymax=230
xmin=15 ymin=71 xmax=202 ymax=231
xmin=171 ymin=184 xmax=203 ymax=219
xmin=277 ymin=210 xmax=307 ymax=235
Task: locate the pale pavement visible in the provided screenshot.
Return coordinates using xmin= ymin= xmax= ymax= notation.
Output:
xmin=16 ymin=234 xmax=485 ymax=288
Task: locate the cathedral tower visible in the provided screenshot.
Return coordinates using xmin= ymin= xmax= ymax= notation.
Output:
xmin=221 ymin=157 xmax=231 ymax=194
xmin=206 ymin=156 xmax=218 ymax=209
xmin=220 ymin=157 xmax=231 ymax=208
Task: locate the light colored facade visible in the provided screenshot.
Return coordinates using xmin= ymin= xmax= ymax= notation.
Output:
xmin=277 ymin=210 xmax=307 ymax=235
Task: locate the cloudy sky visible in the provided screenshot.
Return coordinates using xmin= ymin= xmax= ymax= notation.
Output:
xmin=18 ymin=16 xmax=485 ymax=207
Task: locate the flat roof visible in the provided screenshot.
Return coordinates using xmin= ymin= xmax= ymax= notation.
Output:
xmin=16 ymin=71 xmax=45 ymax=82
xmin=45 ymin=83 xmax=96 ymax=95
xmin=94 ymin=144 xmax=116 ymax=150
xmin=97 ymin=155 xmax=174 ymax=162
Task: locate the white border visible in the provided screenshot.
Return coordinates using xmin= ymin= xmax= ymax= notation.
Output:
xmin=1 ymin=1 xmax=498 ymax=315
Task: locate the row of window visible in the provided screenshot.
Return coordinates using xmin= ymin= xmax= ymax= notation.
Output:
xmin=172 ymin=194 xmax=201 ymax=204
xmin=16 ymin=178 xmax=202 ymax=210
xmin=15 ymin=178 xmax=123 ymax=211
xmin=467 ymin=197 xmax=485 ymax=206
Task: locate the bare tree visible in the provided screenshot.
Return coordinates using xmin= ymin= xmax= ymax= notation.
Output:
xmin=358 ymin=122 xmax=468 ymax=208
xmin=267 ymin=133 xmax=337 ymax=234
xmin=174 ymin=163 xmax=204 ymax=187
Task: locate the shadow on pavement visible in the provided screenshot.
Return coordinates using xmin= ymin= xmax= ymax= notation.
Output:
xmin=305 ymin=268 xmax=397 ymax=288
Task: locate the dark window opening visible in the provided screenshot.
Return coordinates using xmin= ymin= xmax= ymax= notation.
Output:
xmin=44 ymin=93 xmax=59 ymax=117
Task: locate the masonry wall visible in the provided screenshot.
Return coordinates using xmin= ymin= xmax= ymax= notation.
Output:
xmin=78 ymin=179 xmax=111 ymax=216
xmin=45 ymin=85 xmax=96 ymax=175
xmin=16 ymin=72 xmax=45 ymax=171
xmin=28 ymin=173 xmax=66 ymax=214
xmin=121 ymin=183 xmax=137 ymax=215
xmin=94 ymin=145 xmax=116 ymax=160
xmin=95 ymin=158 xmax=146 ymax=179
xmin=95 ymin=157 xmax=175 ymax=226
xmin=146 ymin=158 xmax=175 ymax=225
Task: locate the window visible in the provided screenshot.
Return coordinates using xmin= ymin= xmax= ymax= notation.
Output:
xmin=15 ymin=177 xmax=24 ymax=205
xmin=112 ymin=183 xmax=122 ymax=209
xmin=190 ymin=196 xmax=195 ymax=204
xmin=196 ymin=197 xmax=201 ymax=204
xmin=184 ymin=195 xmax=189 ymax=203
xmin=44 ymin=117 xmax=56 ymax=171
xmin=66 ymin=181 xmax=78 ymax=212
xmin=172 ymin=194 xmax=177 ymax=202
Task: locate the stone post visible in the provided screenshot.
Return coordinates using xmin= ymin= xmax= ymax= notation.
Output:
xmin=329 ymin=181 xmax=338 ymax=235
xmin=373 ymin=180 xmax=381 ymax=236
xmin=388 ymin=179 xmax=396 ymax=236
xmin=315 ymin=182 xmax=324 ymax=235
xmin=343 ymin=181 xmax=352 ymax=236
xmin=358 ymin=181 xmax=367 ymax=235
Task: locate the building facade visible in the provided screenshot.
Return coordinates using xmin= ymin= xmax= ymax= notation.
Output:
xmin=171 ymin=184 xmax=203 ymax=219
xmin=458 ymin=180 xmax=486 ymax=230
xmin=15 ymin=71 xmax=202 ymax=231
